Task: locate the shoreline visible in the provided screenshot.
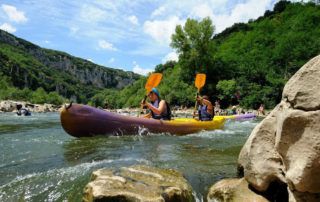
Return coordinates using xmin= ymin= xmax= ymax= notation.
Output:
xmin=1 ymin=99 xmax=269 ymax=117
xmin=0 ymin=100 xmax=63 ymax=113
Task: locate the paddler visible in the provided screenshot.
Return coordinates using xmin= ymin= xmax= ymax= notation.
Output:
xmin=16 ymin=104 xmax=31 ymax=116
xmin=141 ymin=88 xmax=171 ymax=120
xmin=194 ymin=95 xmax=214 ymax=121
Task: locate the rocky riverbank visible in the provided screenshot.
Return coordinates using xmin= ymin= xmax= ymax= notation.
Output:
xmin=1 ymin=100 xmax=265 ymax=118
xmin=0 ymin=100 xmax=63 ymax=113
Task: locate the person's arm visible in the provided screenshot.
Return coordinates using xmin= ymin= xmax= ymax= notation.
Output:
xmin=146 ymin=100 xmax=166 ymax=115
xmin=199 ymin=98 xmax=213 ymax=115
xmin=143 ymin=113 xmax=151 ymax=118
xmin=201 ymin=99 xmax=213 ymax=110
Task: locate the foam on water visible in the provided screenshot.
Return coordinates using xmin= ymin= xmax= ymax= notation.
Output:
xmin=0 ymin=158 xmax=150 ymax=201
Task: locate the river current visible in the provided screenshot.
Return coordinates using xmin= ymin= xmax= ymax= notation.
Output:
xmin=0 ymin=112 xmax=260 ymax=201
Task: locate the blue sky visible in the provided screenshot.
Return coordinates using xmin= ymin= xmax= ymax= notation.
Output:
xmin=0 ymin=0 xmax=280 ymax=75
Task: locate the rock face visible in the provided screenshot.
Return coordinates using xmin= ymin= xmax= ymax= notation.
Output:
xmin=83 ymin=165 xmax=195 ymax=202
xmin=0 ymin=100 xmax=62 ymax=112
xmin=0 ymin=100 xmax=17 ymax=112
xmin=0 ymin=30 xmax=140 ymax=101
xmin=207 ymin=178 xmax=268 ymax=202
xmin=238 ymin=55 xmax=320 ymax=201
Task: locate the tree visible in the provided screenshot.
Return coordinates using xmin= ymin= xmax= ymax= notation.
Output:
xmin=216 ymin=79 xmax=237 ymax=105
xmin=171 ymin=17 xmax=215 ymax=81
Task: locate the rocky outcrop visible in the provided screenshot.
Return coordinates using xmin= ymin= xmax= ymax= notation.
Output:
xmin=0 ymin=30 xmax=140 ymax=97
xmin=0 ymin=100 xmax=62 ymax=112
xmin=83 ymin=165 xmax=194 ymax=202
xmin=207 ymin=178 xmax=269 ymax=202
xmin=237 ymin=55 xmax=320 ymax=201
xmin=0 ymin=100 xmax=17 ymax=112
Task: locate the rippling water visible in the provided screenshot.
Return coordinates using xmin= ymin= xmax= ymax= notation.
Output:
xmin=0 ymin=112 xmax=260 ymax=201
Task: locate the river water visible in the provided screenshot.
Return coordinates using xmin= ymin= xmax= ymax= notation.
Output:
xmin=0 ymin=112 xmax=260 ymax=201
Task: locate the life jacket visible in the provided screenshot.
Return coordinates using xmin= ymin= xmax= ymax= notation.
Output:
xmin=198 ymin=104 xmax=213 ymax=121
xmin=150 ymin=99 xmax=171 ymax=120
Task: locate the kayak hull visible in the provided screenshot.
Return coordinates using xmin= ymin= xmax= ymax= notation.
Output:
xmin=60 ymin=104 xmax=226 ymax=137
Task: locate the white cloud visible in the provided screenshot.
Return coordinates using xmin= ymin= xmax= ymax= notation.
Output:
xmin=98 ymin=40 xmax=117 ymax=51
xmin=128 ymin=15 xmax=139 ymax=25
xmin=190 ymin=3 xmax=214 ymax=19
xmin=108 ymin=57 xmax=115 ymax=63
xmin=162 ymin=52 xmax=178 ymax=63
xmin=212 ymin=0 xmax=273 ymax=33
xmin=86 ymin=58 xmax=93 ymax=62
xmin=132 ymin=61 xmax=153 ymax=76
xmin=69 ymin=26 xmax=79 ymax=35
xmin=0 ymin=23 xmax=16 ymax=33
xmin=151 ymin=6 xmax=166 ymax=18
xmin=143 ymin=16 xmax=184 ymax=45
xmin=79 ymin=4 xmax=108 ymax=23
xmin=1 ymin=4 xmax=28 ymax=23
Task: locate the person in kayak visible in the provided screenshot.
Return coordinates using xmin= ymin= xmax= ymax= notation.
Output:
xmin=141 ymin=88 xmax=171 ymax=120
xmin=194 ymin=95 xmax=214 ymax=121
xmin=16 ymin=104 xmax=31 ymax=116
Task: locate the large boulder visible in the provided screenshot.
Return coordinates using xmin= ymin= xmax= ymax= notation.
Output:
xmin=238 ymin=55 xmax=320 ymax=201
xmin=83 ymin=165 xmax=195 ymax=202
xmin=282 ymin=55 xmax=320 ymax=111
xmin=207 ymin=178 xmax=268 ymax=202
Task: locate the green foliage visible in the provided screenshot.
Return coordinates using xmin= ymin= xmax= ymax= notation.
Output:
xmin=0 ymin=73 xmax=66 ymax=105
xmin=0 ymin=30 xmax=140 ymax=104
xmin=171 ymin=17 xmax=215 ymax=81
xmin=157 ymin=65 xmax=195 ymax=107
xmin=105 ymin=1 xmax=320 ymax=110
xmin=216 ymin=80 xmax=237 ymax=101
xmin=155 ymin=61 xmax=177 ymax=73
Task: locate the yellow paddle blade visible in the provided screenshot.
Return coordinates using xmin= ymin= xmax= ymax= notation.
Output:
xmin=145 ymin=73 xmax=162 ymax=93
xmin=195 ymin=73 xmax=206 ymax=91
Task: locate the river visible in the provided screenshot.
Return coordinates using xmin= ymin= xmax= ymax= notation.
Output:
xmin=0 ymin=112 xmax=260 ymax=201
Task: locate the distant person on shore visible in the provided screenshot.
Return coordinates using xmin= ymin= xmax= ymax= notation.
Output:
xmin=16 ymin=104 xmax=31 ymax=116
xmin=194 ymin=95 xmax=214 ymax=121
xmin=231 ymin=105 xmax=237 ymax=115
xmin=141 ymin=88 xmax=171 ymax=120
xmin=214 ymin=100 xmax=221 ymax=115
xmin=258 ymin=104 xmax=265 ymax=116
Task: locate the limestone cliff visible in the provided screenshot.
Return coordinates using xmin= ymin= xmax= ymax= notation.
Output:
xmin=0 ymin=30 xmax=140 ymax=101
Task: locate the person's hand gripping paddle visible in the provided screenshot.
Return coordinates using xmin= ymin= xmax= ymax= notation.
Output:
xmin=194 ymin=73 xmax=206 ymax=118
xmin=139 ymin=73 xmax=162 ymax=116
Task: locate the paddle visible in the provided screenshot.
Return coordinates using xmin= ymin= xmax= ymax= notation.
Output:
xmin=140 ymin=73 xmax=162 ymax=116
xmin=194 ymin=73 xmax=206 ymax=117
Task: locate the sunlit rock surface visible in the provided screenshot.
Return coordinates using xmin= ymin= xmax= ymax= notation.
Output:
xmin=238 ymin=55 xmax=320 ymax=201
xmin=207 ymin=178 xmax=268 ymax=202
xmin=83 ymin=165 xmax=194 ymax=202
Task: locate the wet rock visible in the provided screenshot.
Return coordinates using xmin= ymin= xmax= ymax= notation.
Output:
xmin=238 ymin=55 xmax=320 ymax=201
xmin=83 ymin=165 xmax=194 ymax=202
xmin=207 ymin=178 xmax=268 ymax=202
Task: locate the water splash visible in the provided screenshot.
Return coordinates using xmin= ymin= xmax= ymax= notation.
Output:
xmin=0 ymin=158 xmax=150 ymax=201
